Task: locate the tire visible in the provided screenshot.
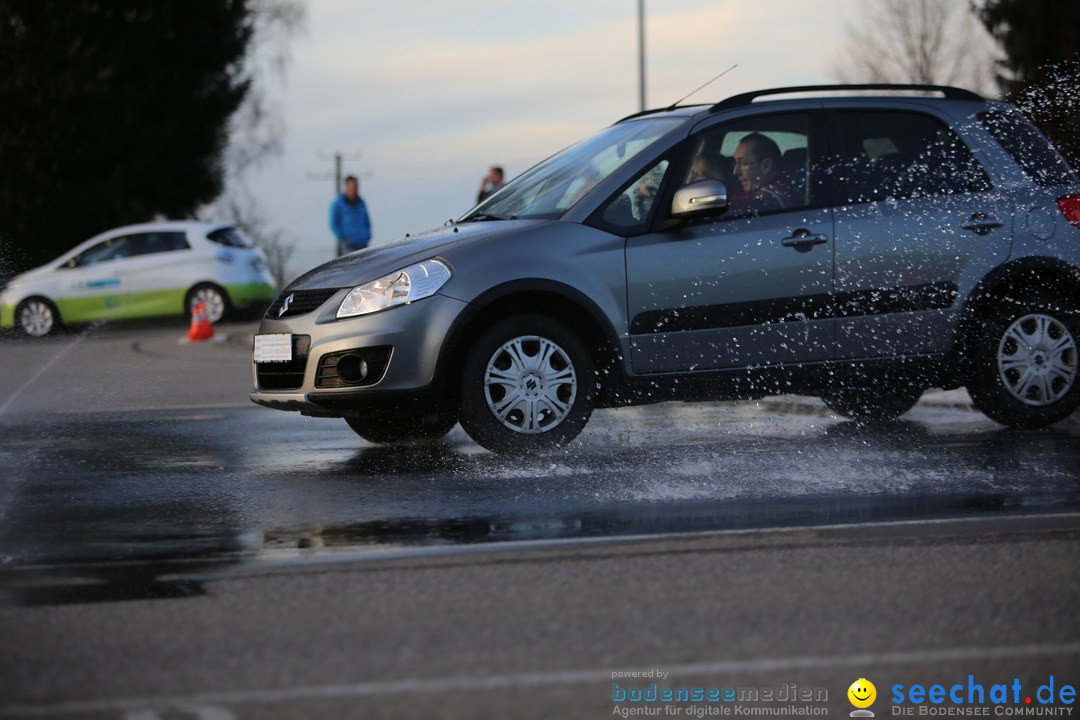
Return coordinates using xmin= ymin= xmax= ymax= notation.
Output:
xmin=459 ymin=315 xmax=595 ymax=453
xmin=344 ymin=409 xmax=458 ymax=445
xmin=821 ymin=380 xmax=923 ymax=422
xmin=187 ymin=284 xmax=230 ymax=324
xmin=967 ymin=299 xmax=1079 ymax=428
xmin=16 ymin=297 xmax=60 ymax=337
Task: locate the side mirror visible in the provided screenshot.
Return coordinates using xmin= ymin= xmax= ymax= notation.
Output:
xmin=671 ymin=180 xmax=729 ymax=219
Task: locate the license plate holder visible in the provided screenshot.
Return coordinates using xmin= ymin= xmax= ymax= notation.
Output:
xmin=254 ymin=333 xmax=293 ymax=363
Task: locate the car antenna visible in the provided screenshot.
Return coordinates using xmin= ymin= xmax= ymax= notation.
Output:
xmin=665 ymin=63 xmax=738 ymax=111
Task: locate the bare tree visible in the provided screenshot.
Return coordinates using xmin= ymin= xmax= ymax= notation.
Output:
xmin=203 ymin=0 xmax=306 ymax=286
xmin=221 ymin=187 xmax=295 ymax=289
xmin=832 ymin=0 xmax=999 ymax=94
xmin=224 ymin=0 xmax=306 ymax=179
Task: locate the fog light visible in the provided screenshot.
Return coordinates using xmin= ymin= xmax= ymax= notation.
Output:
xmin=336 ymin=354 xmax=369 ymax=383
xmin=316 ymin=346 xmax=392 ymax=389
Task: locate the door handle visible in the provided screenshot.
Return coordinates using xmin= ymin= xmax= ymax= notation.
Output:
xmin=961 ymin=212 xmax=1004 ymax=236
xmin=782 ymin=229 xmax=828 ymax=252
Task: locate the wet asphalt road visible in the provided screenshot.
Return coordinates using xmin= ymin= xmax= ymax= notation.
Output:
xmin=0 ymin=323 xmax=1078 ymax=718
xmin=1 ymin=398 xmax=1079 ymax=572
xmin=0 ymin=320 xmax=1078 ymax=569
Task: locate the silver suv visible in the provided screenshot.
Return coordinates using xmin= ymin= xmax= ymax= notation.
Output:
xmin=251 ymin=84 xmax=1080 ymax=453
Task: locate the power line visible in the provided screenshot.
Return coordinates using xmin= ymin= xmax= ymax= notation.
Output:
xmin=306 ymin=151 xmax=367 ymax=196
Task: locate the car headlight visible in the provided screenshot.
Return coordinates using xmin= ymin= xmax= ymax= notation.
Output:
xmin=336 ymin=258 xmax=452 ymax=319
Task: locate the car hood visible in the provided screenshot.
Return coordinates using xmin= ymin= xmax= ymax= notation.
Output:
xmin=3 ymin=261 xmax=60 ymax=290
xmin=285 ymin=220 xmax=543 ymax=291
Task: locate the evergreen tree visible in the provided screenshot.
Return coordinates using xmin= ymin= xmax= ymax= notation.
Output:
xmin=979 ymin=0 xmax=1080 ymax=167
xmin=0 ymin=0 xmax=255 ymax=274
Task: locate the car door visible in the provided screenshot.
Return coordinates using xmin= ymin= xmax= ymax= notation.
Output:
xmin=622 ymin=111 xmax=835 ymax=374
xmin=826 ymin=108 xmax=1012 ymax=359
xmin=55 ymin=235 xmax=133 ymax=323
xmin=115 ymin=231 xmax=192 ymax=318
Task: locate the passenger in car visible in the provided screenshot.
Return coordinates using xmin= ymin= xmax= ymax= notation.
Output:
xmin=688 ymin=153 xmax=725 ymax=183
xmin=729 ymin=132 xmax=800 ymax=215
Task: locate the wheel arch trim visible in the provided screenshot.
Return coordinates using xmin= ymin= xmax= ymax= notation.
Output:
xmin=434 ymin=279 xmax=625 ymax=396
xmin=948 ymin=256 xmax=1080 ymax=382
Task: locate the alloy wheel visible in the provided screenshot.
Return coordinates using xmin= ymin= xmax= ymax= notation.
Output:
xmin=19 ymin=300 xmax=55 ymax=337
xmin=997 ymin=313 xmax=1077 ymax=406
xmin=191 ymin=286 xmax=226 ymax=324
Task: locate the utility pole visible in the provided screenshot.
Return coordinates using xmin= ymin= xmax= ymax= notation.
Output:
xmin=638 ymin=0 xmax=646 ymax=112
xmin=308 ymin=150 xmax=368 ymax=259
xmin=307 ymin=150 xmax=365 ymax=196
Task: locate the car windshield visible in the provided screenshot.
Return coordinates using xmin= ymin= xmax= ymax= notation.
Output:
xmin=461 ymin=117 xmax=683 ymax=221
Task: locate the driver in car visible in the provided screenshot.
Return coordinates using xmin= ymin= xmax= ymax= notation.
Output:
xmin=729 ymin=132 xmax=798 ymax=216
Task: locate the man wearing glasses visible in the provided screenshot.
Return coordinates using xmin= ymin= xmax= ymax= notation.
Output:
xmin=730 ymin=132 xmax=798 ymax=216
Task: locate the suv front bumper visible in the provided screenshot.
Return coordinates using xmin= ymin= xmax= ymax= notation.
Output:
xmin=249 ymin=292 xmax=469 ymax=416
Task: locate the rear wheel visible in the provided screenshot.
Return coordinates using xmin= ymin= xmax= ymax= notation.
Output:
xmin=821 ymin=380 xmax=923 ymax=422
xmin=967 ymin=299 xmax=1079 ymax=428
xmin=17 ymin=297 xmax=60 ymax=337
xmin=187 ymin=284 xmax=230 ymax=324
xmin=345 ymin=409 xmax=457 ymax=445
xmin=459 ymin=315 xmax=595 ymax=454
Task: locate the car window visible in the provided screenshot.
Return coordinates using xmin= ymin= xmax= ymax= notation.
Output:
xmin=833 ymin=110 xmax=992 ymax=204
xmin=684 ymin=113 xmax=812 ymax=219
xmin=207 ymin=226 xmax=252 ymax=248
xmin=977 ymin=108 xmax=1077 ymax=188
xmin=599 ymin=160 xmax=670 ymax=231
xmin=128 ymin=232 xmax=190 ymax=256
xmin=69 ymin=236 xmax=133 ymax=267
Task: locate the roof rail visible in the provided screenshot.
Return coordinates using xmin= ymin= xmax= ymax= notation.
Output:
xmin=710 ymin=84 xmax=983 ymax=112
xmin=615 ymin=106 xmax=675 ymax=123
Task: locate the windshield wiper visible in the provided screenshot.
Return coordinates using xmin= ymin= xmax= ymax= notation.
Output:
xmin=464 ymin=213 xmax=507 ymax=222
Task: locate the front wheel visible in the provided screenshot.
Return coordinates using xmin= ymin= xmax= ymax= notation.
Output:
xmin=967 ymin=301 xmax=1079 ymax=428
xmin=17 ymin=297 xmax=60 ymax=337
xmin=459 ymin=315 xmax=595 ymax=454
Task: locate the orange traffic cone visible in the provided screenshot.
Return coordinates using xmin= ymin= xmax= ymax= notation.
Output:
xmin=187 ymin=300 xmax=215 ymax=342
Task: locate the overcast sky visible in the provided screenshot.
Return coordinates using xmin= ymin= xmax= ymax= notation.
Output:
xmin=244 ymin=0 xmax=855 ymax=279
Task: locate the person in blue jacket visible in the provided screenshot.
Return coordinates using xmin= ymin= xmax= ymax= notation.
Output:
xmin=329 ymin=175 xmax=372 ymax=256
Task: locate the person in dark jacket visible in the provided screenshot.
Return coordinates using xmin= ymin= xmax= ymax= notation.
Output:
xmin=329 ymin=175 xmax=372 ymax=256
xmin=476 ymin=166 xmax=505 ymax=204
xmin=729 ymin=133 xmax=798 ymax=216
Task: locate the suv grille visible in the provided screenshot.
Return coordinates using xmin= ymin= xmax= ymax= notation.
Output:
xmin=266 ymin=289 xmax=340 ymax=319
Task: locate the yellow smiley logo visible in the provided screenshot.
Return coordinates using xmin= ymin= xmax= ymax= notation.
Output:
xmin=848 ymin=678 xmax=877 ymax=709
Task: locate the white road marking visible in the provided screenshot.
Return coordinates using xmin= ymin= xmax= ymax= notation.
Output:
xmin=0 ymin=332 xmax=89 ymax=416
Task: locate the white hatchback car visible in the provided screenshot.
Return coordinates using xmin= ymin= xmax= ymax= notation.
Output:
xmin=0 ymin=221 xmax=277 ymax=337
